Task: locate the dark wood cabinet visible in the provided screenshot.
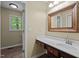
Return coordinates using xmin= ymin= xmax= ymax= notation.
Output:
xmin=46 ymin=45 xmax=76 ymax=58
xmin=60 ymin=51 xmax=76 ymax=58
xmin=46 ymin=45 xmax=60 ymax=57
xmin=36 ymin=40 xmax=76 ymax=58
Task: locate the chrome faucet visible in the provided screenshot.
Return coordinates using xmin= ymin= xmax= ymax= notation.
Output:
xmin=65 ymin=38 xmax=72 ymax=45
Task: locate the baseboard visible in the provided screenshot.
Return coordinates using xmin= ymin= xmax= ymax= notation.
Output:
xmin=31 ymin=51 xmax=47 ymax=58
xmin=1 ymin=44 xmax=22 ymax=49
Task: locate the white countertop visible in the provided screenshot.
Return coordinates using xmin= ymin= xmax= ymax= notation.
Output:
xmin=36 ymin=35 xmax=79 ymax=57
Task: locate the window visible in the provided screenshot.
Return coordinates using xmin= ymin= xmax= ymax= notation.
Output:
xmin=9 ymin=16 xmax=24 ymax=31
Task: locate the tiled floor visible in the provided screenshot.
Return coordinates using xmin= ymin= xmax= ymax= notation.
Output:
xmin=1 ymin=46 xmax=24 ymax=58
xmin=1 ymin=46 xmax=55 ymax=58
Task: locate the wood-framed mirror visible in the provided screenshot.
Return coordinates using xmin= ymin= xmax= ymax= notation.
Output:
xmin=48 ymin=3 xmax=78 ymax=32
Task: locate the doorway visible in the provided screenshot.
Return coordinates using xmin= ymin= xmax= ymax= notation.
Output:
xmin=1 ymin=1 xmax=25 ymax=58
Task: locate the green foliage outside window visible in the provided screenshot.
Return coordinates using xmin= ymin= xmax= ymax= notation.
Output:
xmin=11 ymin=16 xmax=23 ymax=31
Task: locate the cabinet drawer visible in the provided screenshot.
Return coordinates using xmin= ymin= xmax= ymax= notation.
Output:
xmin=60 ymin=51 xmax=76 ymax=58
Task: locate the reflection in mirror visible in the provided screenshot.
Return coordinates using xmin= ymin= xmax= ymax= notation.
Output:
xmin=66 ymin=14 xmax=72 ymax=27
xmin=51 ymin=9 xmax=72 ymax=28
xmin=63 ymin=9 xmax=72 ymax=28
xmin=51 ymin=15 xmax=57 ymax=28
xmin=57 ymin=15 xmax=63 ymax=28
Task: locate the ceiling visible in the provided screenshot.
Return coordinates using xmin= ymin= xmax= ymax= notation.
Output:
xmin=0 ymin=1 xmax=58 ymax=11
xmin=1 ymin=1 xmax=25 ymax=12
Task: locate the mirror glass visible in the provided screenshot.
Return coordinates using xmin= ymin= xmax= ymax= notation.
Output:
xmin=51 ymin=9 xmax=72 ymax=28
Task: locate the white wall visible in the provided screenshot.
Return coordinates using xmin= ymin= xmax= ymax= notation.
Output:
xmin=1 ymin=7 xmax=22 ymax=48
xmin=25 ymin=2 xmax=47 ymax=57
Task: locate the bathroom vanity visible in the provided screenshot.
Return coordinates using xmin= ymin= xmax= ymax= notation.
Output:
xmin=36 ymin=35 xmax=79 ymax=58
xmin=36 ymin=2 xmax=79 ymax=58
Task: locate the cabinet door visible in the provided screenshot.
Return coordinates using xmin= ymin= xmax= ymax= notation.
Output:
xmin=47 ymin=46 xmax=60 ymax=57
